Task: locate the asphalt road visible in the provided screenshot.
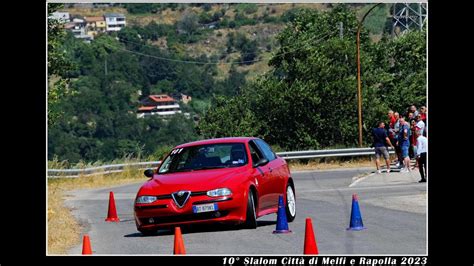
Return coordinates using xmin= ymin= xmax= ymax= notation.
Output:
xmin=64 ymin=168 xmax=426 ymax=255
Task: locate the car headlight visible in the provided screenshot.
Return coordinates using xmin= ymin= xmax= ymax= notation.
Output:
xmin=136 ymin=196 xmax=157 ymax=204
xmin=207 ymin=188 xmax=232 ymax=197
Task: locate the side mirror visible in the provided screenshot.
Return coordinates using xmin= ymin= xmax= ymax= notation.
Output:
xmin=144 ymin=169 xmax=155 ymax=178
xmin=253 ymin=158 xmax=269 ymax=168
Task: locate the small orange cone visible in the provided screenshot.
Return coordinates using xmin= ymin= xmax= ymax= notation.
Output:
xmin=82 ymin=235 xmax=92 ymax=255
xmin=304 ymin=218 xmax=319 ymax=255
xmin=173 ymin=227 xmax=186 ymax=255
xmin=105 ymin=191 xmax=120 ymax=222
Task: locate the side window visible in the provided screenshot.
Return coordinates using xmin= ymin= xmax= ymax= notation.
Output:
xmin=255 ymin=139 xmax=276 ymax=161
xmin=248 ymin=141 xmax=264 ymax=164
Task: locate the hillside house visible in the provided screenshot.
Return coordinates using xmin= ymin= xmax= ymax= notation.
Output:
xmin=49 ymin=12 xmax=70 ymax=22
xmin=85 ymin=16 xmax=106 ymax=37
xmin=104 ymin=13 xmax=126 ymax=32
xmin=137 ymin=94 xmax=182 ymax=118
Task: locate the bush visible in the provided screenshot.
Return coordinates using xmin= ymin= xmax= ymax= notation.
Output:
xmin=199 ymin=12 xmax=213 ymax=24
xmin=202 ymin=3 xmax=212 ymax=12
xmin=263 ymin=16 xmax=281 ymax=24
xmin=237 ymin=3 xmax=258 ymax=14
xmin=150 ymin=145 xmax=174 ymax=161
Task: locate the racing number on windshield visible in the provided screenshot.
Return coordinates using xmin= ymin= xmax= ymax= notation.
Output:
xmin=171 ymin=148 xmax=183 ymax=155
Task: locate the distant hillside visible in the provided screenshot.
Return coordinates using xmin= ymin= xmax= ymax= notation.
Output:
xmin=61 ymin=3 xmax=391 ymax=81
xmin=61 ymin=3 xmax=386 ymax=81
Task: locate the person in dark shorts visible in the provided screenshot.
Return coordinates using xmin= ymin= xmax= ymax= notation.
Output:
xmin=397 ymin=117 xmax=411 ymax=172
xmin=372 ymin=121 xmax=395 ymax=174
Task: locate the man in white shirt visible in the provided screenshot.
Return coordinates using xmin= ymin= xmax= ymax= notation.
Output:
xmin=416 ymin=130 xmax=427 ymax=183
xmin=416 ymin=114 xmax=425 ymax=135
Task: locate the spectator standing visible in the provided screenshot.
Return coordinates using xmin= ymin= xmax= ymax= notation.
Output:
xmin=388 ymin=110 xmax=397 ymax=127
xmin=407 ymin=112 xmax=415 ymax=123
xmin=392 ymin=112 xmax=402 ymax=168
xmin=416 ymin=114 xmax=425 ymax=136
xmin=416 ymin=130 xmax=427 ymax=182
xmin=420 ymin=106 xmax=427 ymax=136
xmin=387 ymin=110 xmax=397 ymax=146
xmin=372 ymin=122 xmax=394 ymax=174
xmin=419 ymin=106 xmax=427 ymax=122
xmin=409 ymin=105 xmax=419 ymax=117
xmin=397 ymin=117 xmax=411 ymax=172
xmin=409 ymin=120 xmax=418 ymax=159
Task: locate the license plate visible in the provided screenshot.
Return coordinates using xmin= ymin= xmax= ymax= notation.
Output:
xmin=193 ymin=203 xmax=218 ymax=213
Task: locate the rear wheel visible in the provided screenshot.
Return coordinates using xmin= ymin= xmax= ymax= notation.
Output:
xmin=244 ymin=190 xmax=257 ymax=229
xmin=285 ymin=184 xmax=296 ymax=222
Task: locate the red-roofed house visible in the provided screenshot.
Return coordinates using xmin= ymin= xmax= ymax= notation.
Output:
xmin=137 ymin=94 xmax=182 ymax=118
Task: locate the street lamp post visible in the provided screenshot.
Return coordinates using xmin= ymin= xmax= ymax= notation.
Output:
xmin=356 ymin=3 xmax=382 ymax=147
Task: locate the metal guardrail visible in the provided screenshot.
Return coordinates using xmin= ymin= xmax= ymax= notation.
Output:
xmin=276 ymin=147 xmax=395 ymax=160
xmin=48 ymin=161 xmax=162 ymax=178
xmin=48 ymin=147 xmax=395 ymax=178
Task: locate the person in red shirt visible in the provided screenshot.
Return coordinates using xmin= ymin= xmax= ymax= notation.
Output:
xmin=388 ymin=110 xmax=396 ymax=128
xmin=419 ymin=106 xmax=427 ymax=122
xmin=410 ymin=122 xmax=420 ymax=168
xmin=387 ymin=110 xmax=397 ymax=142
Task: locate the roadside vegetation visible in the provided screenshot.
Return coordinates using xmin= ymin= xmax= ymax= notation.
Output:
xmin=48 ymin=166 xmax=146 ymax=254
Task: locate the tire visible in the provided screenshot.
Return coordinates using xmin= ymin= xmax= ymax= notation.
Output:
xmin=244 ymin=190 xmax=257 ymax=229
xmin=285 ymin=184 xmax=296 ymax=222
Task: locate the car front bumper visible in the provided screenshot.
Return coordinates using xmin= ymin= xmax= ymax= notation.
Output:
xmin=134 ymin=192 xmax=246 ymax=230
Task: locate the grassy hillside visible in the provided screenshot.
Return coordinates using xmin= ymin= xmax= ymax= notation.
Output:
xmin=60 ymin=3 xmax=336 ymax=81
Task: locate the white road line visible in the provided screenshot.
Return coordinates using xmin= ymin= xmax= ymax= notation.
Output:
xmin=298 ymin=183 xmax=425 ymax=193
xmin=349 ymin=172 xmax=375 ymax=187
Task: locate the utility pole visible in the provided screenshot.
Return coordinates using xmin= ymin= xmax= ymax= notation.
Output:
xmin=392 ymin=3 xmax=427 ymax=36
xmin=356 ymin=3 xmax=382 ymax=147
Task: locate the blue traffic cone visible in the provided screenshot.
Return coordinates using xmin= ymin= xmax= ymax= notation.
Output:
xmin=347 ymin=194 xmax=366 ymax=230
xmin=273 ymin=195 xmax=292 ymax=234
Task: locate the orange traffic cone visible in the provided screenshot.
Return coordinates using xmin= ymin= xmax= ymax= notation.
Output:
xmin=105 ymin=191 xmax=120 ymax=222
xmin=82 ymin=235 xmax=92 ymax=255
xmin=304 ymin=218 xmax=319 ymax=255
xmin=173 ymin=227 xmax=186 ymax=255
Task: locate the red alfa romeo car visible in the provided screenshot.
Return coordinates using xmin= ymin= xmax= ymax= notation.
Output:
xmin=134 ymin=137 xmax=296 ymax=235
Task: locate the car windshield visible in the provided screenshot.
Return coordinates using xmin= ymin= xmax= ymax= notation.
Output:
xmin=158 ymin=143 xmax=248 ymax=174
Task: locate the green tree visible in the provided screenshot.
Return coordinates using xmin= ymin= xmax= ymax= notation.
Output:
xmin=200 ymin=5 xmax=426 ymax=149
xmin=48 ymin=3 xmax=75 ymax=126
xmin=177 ymin=12 xmax=199 ymax=41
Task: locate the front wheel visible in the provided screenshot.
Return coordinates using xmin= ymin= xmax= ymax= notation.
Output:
xmin=243 ymin=190 xmax=257 ymax=229
xmin=285 ymin=184 xmax=296 ymax=222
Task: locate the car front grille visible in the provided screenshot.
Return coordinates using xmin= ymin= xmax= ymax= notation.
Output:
xmin=142 ymin=211 xmax=229 ymax=225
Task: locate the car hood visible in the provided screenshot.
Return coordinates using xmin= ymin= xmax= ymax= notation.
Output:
xmin=138 ymin=167 xmax=250 ymax=195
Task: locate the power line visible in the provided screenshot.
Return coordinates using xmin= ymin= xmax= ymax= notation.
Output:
xmin=119 ymin=27 xmax=335 ymax=58
xmin=118 ymin=37 xmax=271 ymax=58
xmin=106 ymin=30 xmax=334 ymax=66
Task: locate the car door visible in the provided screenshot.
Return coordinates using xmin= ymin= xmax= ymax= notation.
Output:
xmin=248 ymin=140 xmax=273 ymax=212
xmin=254 ymin=139 xmax=286 ymax=209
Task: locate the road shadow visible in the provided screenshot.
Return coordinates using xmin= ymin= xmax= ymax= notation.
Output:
xmin=124 ymin=219 xmax=277 ymax=238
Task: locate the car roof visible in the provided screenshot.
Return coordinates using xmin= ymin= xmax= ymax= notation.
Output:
xmin=175 ymin=137 xmax=259 ymax=148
